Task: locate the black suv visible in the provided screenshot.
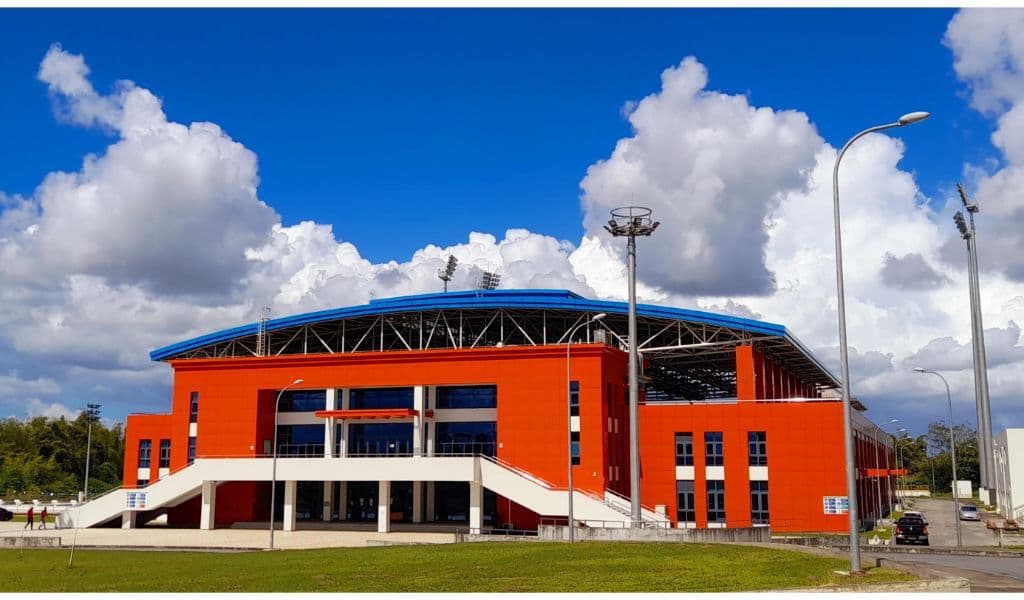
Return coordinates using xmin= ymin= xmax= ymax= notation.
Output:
xmin=894 ymin=516 xmax=929 ymax=545
xmin=0 ymin=506 xmax=12 ymax=521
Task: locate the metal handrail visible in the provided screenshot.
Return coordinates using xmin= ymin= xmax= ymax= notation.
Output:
xmin=604 ymin=488 xmax=668 ymax=519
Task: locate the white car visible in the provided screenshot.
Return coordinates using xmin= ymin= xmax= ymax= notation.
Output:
xmin=959 ymin=504 xmax=981 ymax=521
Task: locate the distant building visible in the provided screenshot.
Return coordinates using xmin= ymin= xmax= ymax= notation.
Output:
xmin=994 ymin=429 xmax=1024 ymax=522
xmin=67 ymin=290 xmax=895 ymax=534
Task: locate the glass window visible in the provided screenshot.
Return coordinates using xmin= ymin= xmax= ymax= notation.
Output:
xmin=188 ymin=436 xmax=196 ymax=464
xmin=276 ymin=424 xmax=324 ymax=456
xmin=435 ymin=422 xmax=496 ymax=456
xmin=750 ymin=481 xmax=769 ymax=525
xmin=707 ymin=480 xmax=726 ymax=523
xmin=189 ymin=392 xmax=199 ymax=424
xmin=348 ymin=423 xmax=413 ymax=456
xmin=137 ymin=479 xmax=149 ymax=488
xmin=569 ymin=381 xmax=580 ymax=417
xmin=571 ymin=431 xmax=580 ymax=465
xmin=748 ymin=432 xmax=768 ymax=466
xmin=675 ymin=433 xmax=694 ymax=466
xmin=138 ymin=439 xmax=152 ymax=469
xmin=350 ymin=387 xmax=414 ymax=410
xmin=278 ymin=389 xmax=327 ymax=412
xmin=159 ymin=439 xmax=171 ymax=468
xmin=676 ymin=480 xmax=695 ymax=522
xmin=705 ymin=432 xmax=724 ymax=466
xmin=435 ymin=385 xmax=497 ymax=409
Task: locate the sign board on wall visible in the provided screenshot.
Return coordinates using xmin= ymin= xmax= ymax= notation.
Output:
xmin=126 ymin=491 xmax=148 ymax=510
xmin=823 ymin=496 xmax=849 ymax=515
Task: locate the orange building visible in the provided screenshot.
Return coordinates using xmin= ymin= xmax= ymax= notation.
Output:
xmin=96 ymin=290 xmax=895 ymax=534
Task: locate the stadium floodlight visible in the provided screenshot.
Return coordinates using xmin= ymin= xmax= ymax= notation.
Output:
xmin=438 ymin=255 xmax=459 ymax=293
xmin=954 ymin=183 xmax=995 ymax=503
xmin=832 ymin=112 xmax=928 ymax=573
xmin=478 ymin=271 xmax=501 ymax=291
xmin=604 ymin=206 xmax=658 ymax=527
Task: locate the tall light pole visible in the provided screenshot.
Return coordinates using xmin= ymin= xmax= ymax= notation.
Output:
xmin=893 ymin=427 xmax=908 ymax=508
xmin=914 ymin=368 xmax=963 ymax=549
xmin=832 ymin=111 xmax=929 ymax=571
xmin=881 ymin=419 xmax=899 ymax=517
xmin=954 ymin=183 xmax=995 ymax=502
xmin=605 ymin=206 xmax=659 ymax=526
xmin=565 ymin=312 xmax=606 ymax=542
xmin=269 ymin=378 xmax=304 ymax=550
xmin=82 ymin=403 xmax=101 ymax=501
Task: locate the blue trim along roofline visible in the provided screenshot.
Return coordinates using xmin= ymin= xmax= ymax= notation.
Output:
xmin=151 ymin=289 xmax=791 ymax=362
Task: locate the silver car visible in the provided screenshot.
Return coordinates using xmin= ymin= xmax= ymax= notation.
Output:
xmin=959 ymin=504 xmax=981 ymax=521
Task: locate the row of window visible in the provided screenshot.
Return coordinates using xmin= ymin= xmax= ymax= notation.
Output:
xmin=676 ymin=480 xmax=769 ymax=524
xmin=275 ymin=385 xmax=499 ymax=413
xmin=274 ymin=422 xmax=499 ymax=457
xmin=138 ymin=439 xmax=171 ymax=469
xmin=675 ymin=431 xmax=768 ymax=467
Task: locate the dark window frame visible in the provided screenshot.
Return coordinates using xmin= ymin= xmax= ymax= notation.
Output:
xmin=435 ymin=385 xmax=498 ymax=410
xmin=748 ymin=431 xmax=768 ymax=466
xmin=675 ymin=432 xmax=694 ymax=466
xmin=750 ymin=480 xmax=769 ymax=525
xmin=705 ymin=431 xmax=724 ymax=466
xmin=158 ymin=439 xmax=171 ymax=468
xmin=707 ymin=480 xmax=726 ymax=523
xmin=138 ymin=439 xmax=152 ymax=469
xmin=187 ymin=436 xmax=196 ymax=464
xmin=676 ymin=480 xmax=696 ymax=522
xmin=569 ymin=381 xmax=580 ymax=417
xmin=189 ymin=392 xmax=199 ymax=424
xmin=570 ymin=431 xmax=580 ymax=465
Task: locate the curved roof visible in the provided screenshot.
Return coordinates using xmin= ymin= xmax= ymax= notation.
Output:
xmin=151 ymin=289 xmax=839 ymax=399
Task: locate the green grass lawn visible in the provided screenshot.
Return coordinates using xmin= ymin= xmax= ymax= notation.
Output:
xmin=0 ymin=542 xmax=914 ymax=592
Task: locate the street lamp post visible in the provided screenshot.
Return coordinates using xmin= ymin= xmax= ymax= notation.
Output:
xmin=566 ymin=312 xmax=607 ymax=542
xmin=832 ymin=111 xmax=929 ymax=572
xmin=892 ymin=427 xmax=908 ymax=509
xmin=604 ymin=206 xmax=659 ymax=526
xmin=269 ymin=378 xmax=304 ymax=550
xmin=914 ymin=368 xmax=963 ymax=549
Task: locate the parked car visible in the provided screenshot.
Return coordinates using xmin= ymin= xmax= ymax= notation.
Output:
xmin=903 ymin=510 xmax=927 ymax=524
xmin=894 ymin=516 xmax=929 ymax=545
xmin=959 ymin=504 xmax=981 ymax=521
xmin=0 ymin=506 xmax=12 ymax=521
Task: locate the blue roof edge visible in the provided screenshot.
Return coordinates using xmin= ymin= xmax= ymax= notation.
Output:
xmin=150 ymin=289 xmax=787 ymax=361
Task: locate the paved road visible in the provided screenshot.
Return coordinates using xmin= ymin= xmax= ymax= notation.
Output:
xmin=903 ymin=496 xmax=997 ymax=548
xmin=866 ymin=552 xmax=1024 ymax=592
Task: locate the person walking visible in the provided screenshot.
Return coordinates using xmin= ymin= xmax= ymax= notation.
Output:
xmin=39 ymin=506 xmax=48 ymax=529
xmin=24 ymin=506 xmax=34 ymax=530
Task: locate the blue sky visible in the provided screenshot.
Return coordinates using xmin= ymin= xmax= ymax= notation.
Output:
xmin=0 ymin=8 xmax=988 ymax=262
xmin=1 ymin=7 xmax=1023 ymax=440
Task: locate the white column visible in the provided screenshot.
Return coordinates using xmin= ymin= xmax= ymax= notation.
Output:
xmin=339 ymin=389 xmax=350 ymax=458
xmin=412 ymin=481 xmax=423 ymax=523
xmin=324 ymin=388 xmax=337 ymax=458
xmin=338 ymin=482 xmax=348 ymax=521
xmin=469 ymin=481 xmax=483 ymax=534
xmin=121 ymin=510 xmax=136 ymax=529
xmin=200 ymin=480 xmax=217 ymax=530
xmin=425 ymin=482 xmax=435 ymax=522
xmin=323 ymin=482 xmax=333 ymax=522
xmin=378 ymin=481 xmax=392 ymax=533
xmin=283 ymin=480 xmax=298 ymax=532
xmin=413 ymin=385 xmax=425 ymax=456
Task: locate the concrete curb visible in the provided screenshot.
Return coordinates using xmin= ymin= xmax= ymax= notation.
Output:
xmin=830 ymin=544 xmax=1024 ymax=558
xmin=776 ymin=576 xmax=970 ymax=593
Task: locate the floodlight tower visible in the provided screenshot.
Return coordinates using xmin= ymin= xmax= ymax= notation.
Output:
xmin=954 ymin=183 xmax=995 ymax=501
xmin=604 ymin=206 xmax=659 ymax=526
xmin=438 ymin=255 xmax=459 ymax=293
xmin=478 ymin=271 xmax=501 ymax=291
